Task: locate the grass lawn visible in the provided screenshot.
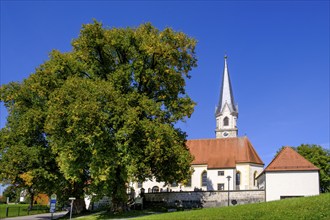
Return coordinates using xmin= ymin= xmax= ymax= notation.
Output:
xmin=0 ymin=204 xmax=49 ymax=218
xmin=72 ymin=193 xmax=330 ymax=220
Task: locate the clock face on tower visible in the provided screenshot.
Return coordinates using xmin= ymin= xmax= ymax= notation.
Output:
xmin=222 ymin=132 xmax=229 ymax=137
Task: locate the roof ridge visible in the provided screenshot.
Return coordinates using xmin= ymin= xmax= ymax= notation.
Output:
xmin=187 ymin=136 xmax=247 ymax=141
xmin=264 ymin=147 xmax=319 ymax=171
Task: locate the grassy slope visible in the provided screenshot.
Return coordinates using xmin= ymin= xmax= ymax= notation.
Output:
xmin=0 ymin=204 xmax=48 ymax=218
xmin=74 ymin=194 xmax=330 ymax=220
xmin=139 ymin=193 xmax=330 ymax=220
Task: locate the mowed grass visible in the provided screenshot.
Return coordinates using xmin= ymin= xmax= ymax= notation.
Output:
xmin=139 ymin=193 xmax=330 ymax=220
xmin=74 ymin=193 xmax=330 ymax=220
xmin=0 ymin=204 xmax=49 ymax=218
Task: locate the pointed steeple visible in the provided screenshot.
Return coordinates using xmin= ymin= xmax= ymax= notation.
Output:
xmin=216 ymin=55 xmax=238 ymax=116
xmin=215 ymin=55 xmax=238 ymax=138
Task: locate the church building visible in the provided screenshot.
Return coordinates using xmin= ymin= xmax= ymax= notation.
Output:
xmin=132 ymin=56 xmax=264 ymax=193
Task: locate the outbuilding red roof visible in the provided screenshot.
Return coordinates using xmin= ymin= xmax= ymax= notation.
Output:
xmin=187 ymin=137 xmax=264 ymax=169
xmin=264 ymin=147 xmax=319 ymax=172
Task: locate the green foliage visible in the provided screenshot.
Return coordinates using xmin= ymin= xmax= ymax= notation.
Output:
xmin=295 ymin=144 xmax=330 ymax=193
xmin=2 ymin=185 xmax=20 ymax=203
xmin=1 ymin=20 xmax=197 ymax=212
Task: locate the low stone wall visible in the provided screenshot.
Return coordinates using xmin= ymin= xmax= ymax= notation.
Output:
xmin=144 ymin=190 xmax=265 ymax=209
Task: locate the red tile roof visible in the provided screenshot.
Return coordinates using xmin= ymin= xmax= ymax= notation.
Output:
xmin=264 ymin=147 xmax=319 ymax=172
xmin=187 ymin=137 xmax=264 ymax=169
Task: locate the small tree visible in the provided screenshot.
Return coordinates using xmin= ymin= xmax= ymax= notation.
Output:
xmin=3 ymin=185 xmax=19 ymax=203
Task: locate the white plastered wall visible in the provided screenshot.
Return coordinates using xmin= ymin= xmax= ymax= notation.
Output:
xmin=131 ymin=165 xmax=237 ymax=194
xmin=265 ymin=171 xmax=320 ymax=201
xmin=202 ymin=168 xmax=235 ymax=191
xmin=236 ymin=163 xmax=264 ymax=190
xmin=131 ymin=163 xmax=264 ymax=195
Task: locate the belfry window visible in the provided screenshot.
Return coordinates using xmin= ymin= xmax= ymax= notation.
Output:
xmin=223 ymin=117 xmax=229 ymax=126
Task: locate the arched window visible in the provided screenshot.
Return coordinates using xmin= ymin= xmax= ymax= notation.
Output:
xmin=223 ymin=117 xmax=229 ymax=126
xmin=201 ymin=171 xmax=207 ymax=187
xmin=186 ymin=176 xmax=192 ymax=187
xmin=152 ymin=186 xmax=159 ymax=193
xmin=253 ymin=171 xmax=258 ymax=187
xmin=236 ymin=171 xmax=241 ymax=186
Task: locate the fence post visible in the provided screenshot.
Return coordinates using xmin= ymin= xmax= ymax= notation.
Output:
xmin=5 ymin=207 xmax=9 ymax=217
xmin=18 ymin=207 xmax=20 ymax=216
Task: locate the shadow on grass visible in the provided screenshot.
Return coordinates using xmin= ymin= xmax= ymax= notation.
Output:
xmin=59 ymin=209 xmax=163 ymax=219
xmin=93 ymin=210 xmax=160 ymax=219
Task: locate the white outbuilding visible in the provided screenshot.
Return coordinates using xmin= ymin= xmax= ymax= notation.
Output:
xmin=257 ymin=147 xmax=320 ymax=201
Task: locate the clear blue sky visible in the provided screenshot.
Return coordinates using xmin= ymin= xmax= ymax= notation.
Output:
xmin=1 ymin=1 xmax=329 ymax=168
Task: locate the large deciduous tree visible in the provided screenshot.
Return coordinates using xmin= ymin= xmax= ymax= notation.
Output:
xmin=1 ymin=20 xmax=197 ymax=212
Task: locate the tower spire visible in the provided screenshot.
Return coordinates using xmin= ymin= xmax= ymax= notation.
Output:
xmin=215 ymin=55 xmax=238 ymax=138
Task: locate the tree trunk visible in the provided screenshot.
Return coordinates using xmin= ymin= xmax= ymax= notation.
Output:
xmin=111 ymin=166 xmax=128 ymax=213
xmin=72 ymin=198 xmax=86 ymax=214
xmin=28 ymin=188 xmax=34 ymax=210
xmin=71 ymin=181 xmax=86 ymax=214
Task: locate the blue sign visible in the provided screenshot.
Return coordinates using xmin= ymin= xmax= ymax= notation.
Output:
xmin=50 ymin=194 xmax=57 ymax=213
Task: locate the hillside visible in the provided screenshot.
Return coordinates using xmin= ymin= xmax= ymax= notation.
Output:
xmin=139 ymin=193 xmax=330 ymax=220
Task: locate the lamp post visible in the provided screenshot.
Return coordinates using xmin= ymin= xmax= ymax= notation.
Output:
xmin=226 ymin=176 xmax=231 ymax=206
xmin=69 ymin=197 xmax=76 ymax=220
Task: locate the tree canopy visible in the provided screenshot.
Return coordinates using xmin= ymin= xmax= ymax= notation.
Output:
xmin=0 ymin=20 xmax=197 ymax=211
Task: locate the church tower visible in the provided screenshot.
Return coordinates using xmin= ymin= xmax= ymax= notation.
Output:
xmin=215 ymin=55 xmax=238 ymax=138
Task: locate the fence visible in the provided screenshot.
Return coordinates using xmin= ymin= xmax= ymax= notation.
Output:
xmin=0 ymin=205 xmax=49 ymax=219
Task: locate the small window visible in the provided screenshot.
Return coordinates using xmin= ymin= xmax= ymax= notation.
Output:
xmin=171 ymin=181 xmax=177 ymax=187
xmin=218 ymin=171 xmax=224 ymax=176
xmin=186 ymin=177 xmax=192 ymax=187
xmin=217 ymin=183 xmax=225 ymax=191
xmin=236 ymin=171 xmax=241 ymax=186
xmin=253 ymin=171 xmax=258 ymax=187
xmin=201 ymin=171 xmax=207 ymax=187
xmin=223 ymin=117 xmax=229 ymax=126
xmin=137 ymin=182 xmax=143 ymax=188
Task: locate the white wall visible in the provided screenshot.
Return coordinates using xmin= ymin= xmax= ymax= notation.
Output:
xmin=236 ymin=164 xmax=264 ymax=190
xmin=131 ymin=163 xmax=264 ymax=195
xmin=131 ymin=165 xmax=237 ymax=194
xmin=265 ymin=171 xmax=319 ymax=201
xmin=204 ymin=168 xmax=235 ymax=191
